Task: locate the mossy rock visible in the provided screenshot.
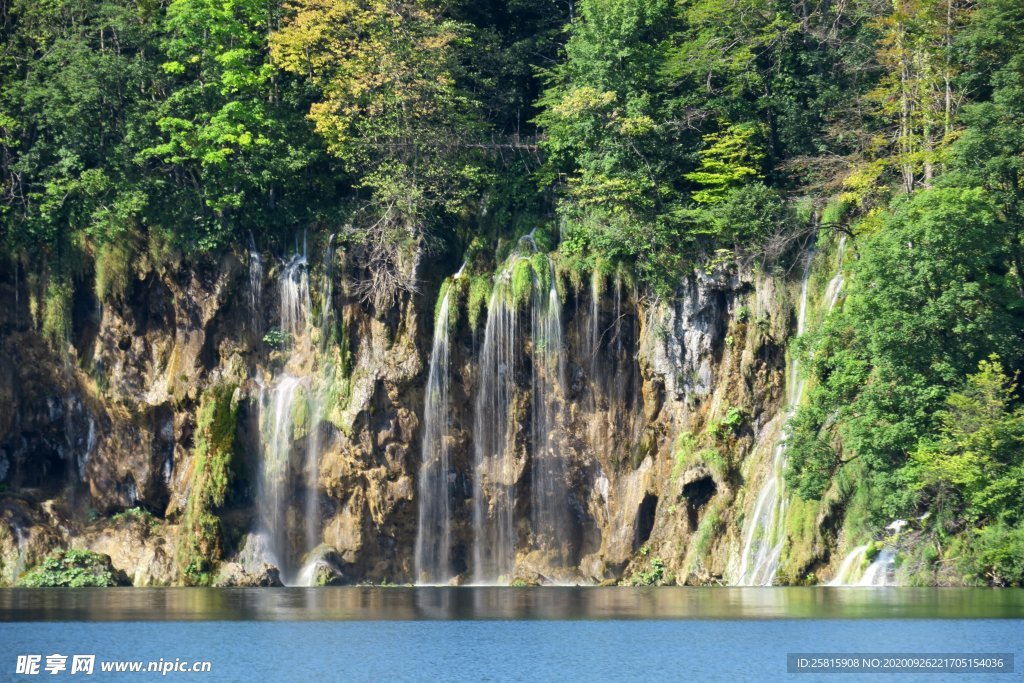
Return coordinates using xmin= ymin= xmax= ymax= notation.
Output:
xmin=17 ymin=549 xmax=130 ymax=587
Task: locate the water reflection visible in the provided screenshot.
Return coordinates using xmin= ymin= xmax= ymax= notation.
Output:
xmin=0 ymin=587 xmax=1021 ymax=621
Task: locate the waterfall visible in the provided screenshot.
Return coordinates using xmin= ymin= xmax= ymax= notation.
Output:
xmin=254 ymin=247 xmax=328 ymax=584
xmin=249 ymin=236 xmax=263 ymax=333
xmin=821 ymin=236 xmax=847 ymax=312
xmin=827 ymin=544 xmax=868 ymax=586
xmin=472 ymin=265 xmax=520 ymax=584
xmin=826 ymin=544 xmax=897 ymax=586
xmin=584 ymin=267 xmax=642 ymax=470
xmin=858 ymin=546 xmax=897 ymax=586
xmin=736 ymin=249 xmax=815 ymax=586
xmin=736 ymin=236 xmax=848 ymax=585
xmin=471 ymin=244 xmax=570 ymax=584
xmin=529 ymin=258 xmax=569 ymax=569
xmin=304 ymin=235 xmax=337 ymax=559
xmin=280 ymin=253 xmax=311 ymax=339
xmin=414 ymin=266 xmax=462 ymax=585
xmin=258 ymin=374 xmax=302 ymax=574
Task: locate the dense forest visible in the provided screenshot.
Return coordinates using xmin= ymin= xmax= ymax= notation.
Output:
xmin=1 ymin=0 xmax=1023 ymax=586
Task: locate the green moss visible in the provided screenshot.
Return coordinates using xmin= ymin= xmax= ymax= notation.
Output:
xmin=434 ymin=278 xmax=453 ymax=325
xmin=670 ymin=431 xmax=698 ymax=484
xmin=552 ymin=251 xmax=586 ymax=301
xmin=837 ymin=461 xmax=873 ymax=545
xmin=689 ymin=499 xmax=725 ymax=572
xmin=777 ymin=496 xmax=822 ymax=583
xmin=175 ymin=384 xmax=238 ymax=585
xmin=821 ymin=197 xmax=851 ymax=227
xmin=697 ymin=448 xmax=728 ymax=483
xmin=672 ymin=432 xmax=728 ymax=483
xmin=17 ymin=549 xmax=125 ymax=587
xmin=323 ymin=346 xmax=353 ymax=427
xmin=94 ymin=240 xmax=134 ymax=302
xmin=291 ymin=393 xmax=310 ymax=441
xmin=41 ymin=277 xmax=72 ymax=351
xmin=509 ymin=258 xmax=534 ymax=309
xmin=466 ymin=274 xmax=492 ymax=331
xmin=530 ymin=252 xmax=551 ymax=297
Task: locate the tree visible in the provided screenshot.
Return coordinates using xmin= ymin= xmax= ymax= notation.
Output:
xmin=139 ymin=0 xmax=333 ymax=251
xmin=271 ymin=0 xmax=486 ymax=306
xmin=866 ymin=0 xmax=971 ymax=193
xmin=685 ymin=123 xmax=765 ymax=204
xmin=788 ymin=187 xmax=1022 ymax=513
xmin=0 ymin=0 xmax=157 ymax=259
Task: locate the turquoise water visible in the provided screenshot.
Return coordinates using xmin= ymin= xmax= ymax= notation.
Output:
xmin=1 ymin=588 xmax=1021 ymax=681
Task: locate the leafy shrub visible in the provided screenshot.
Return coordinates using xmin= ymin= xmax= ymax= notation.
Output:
xmin=17 ymin=550 xmax=127 ymax=587
xmin=262 ymin=328 xmax=291 ymax=349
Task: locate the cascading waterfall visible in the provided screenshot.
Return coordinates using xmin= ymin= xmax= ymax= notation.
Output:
xmin=735 ymin=248 xmax=815 ymax=586
xmin=827 ymin=545 xmax=868 ymax=586
xmin=471 ymin=243 xmax=570 ymax=584
xmin=279 ymin=253 xmax=311 ymax=339
xmin=821 ymin=237 xmax=847 ymax=312
xmin=249 ymin=235 xmax=263 ymax=331
xmin=258 ymin=374 xmax=302 ymax=573
xmin=826 ymin=544 xmax=897 ymax=586
xmin=858 ymin=546 xmax=897 ymax=586
xmin=736 ymin=235 xmax=847 ymax=586
xmin=303 ymin=235 xmax=337 ymax=559
xmin=472 ymin=263 xmax=521 ymax=584
xmin=254 ymin=246 xmax=333 ymax=584
xmin=414 ymin=266 xmax=463 ymax=585
xmin=829 ymin=519 xmax=904 ymax=587
xmin=529 ymin=258 xmax=569 ymax=569
xmin=584 ymin=268 xmax=641 ymax=463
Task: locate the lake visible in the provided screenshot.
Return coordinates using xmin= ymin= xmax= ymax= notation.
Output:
xmin=1 ymin=588 xmax=1021 ymax=681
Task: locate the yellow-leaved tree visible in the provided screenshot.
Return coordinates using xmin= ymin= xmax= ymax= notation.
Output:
xmin=270 ymin=0 xmax=484 ymax=306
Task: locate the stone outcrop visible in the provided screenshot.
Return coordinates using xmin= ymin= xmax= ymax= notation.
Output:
xmin=0 ymin=242 xmax=818 ymax=586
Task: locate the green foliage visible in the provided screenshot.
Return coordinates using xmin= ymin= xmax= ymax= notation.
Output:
xmin=629 ymin=556 xmax=672 ymax=586
xmin=466 ymin=274 xmax=492 ymax=331
xmin=685 ymin=124 xmax=765 ymax=204
xmin=788 ymin=186 xmax=1021 ymax=510
xmin=175 ymin=384 xmax=238 ymax=585
xmin=708 ymin=406 xmax=745 ymax=439
xmin=910 ymin=357 xmax=1024 ymax=527
xmin=690 ymin=500 xmax=725 ymax=572
xmin=968 ymin=523 xmax=1024 ymax=587
xmin=41 ymin=277 xmax=72 ymax=351
xmin=17 ymin=549 xmax=125 ymax=587
xmin=270 ymin=0 xmax=485 ymax=226
xmin=142 ymin=0 xmax=334 ymax=250
xmin=262 ymin=328 xmax=290 ymax=349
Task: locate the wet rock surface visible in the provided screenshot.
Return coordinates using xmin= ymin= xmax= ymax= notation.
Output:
xmin=0 ymin=248 xmax=807 ymax=586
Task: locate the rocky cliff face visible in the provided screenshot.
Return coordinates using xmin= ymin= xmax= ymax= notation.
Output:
xmin=0 ymin=242 xmax=827 ymax=586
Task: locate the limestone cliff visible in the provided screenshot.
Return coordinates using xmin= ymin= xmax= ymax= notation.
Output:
xmin=0 ymin=238 xmax=843 ymax=586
